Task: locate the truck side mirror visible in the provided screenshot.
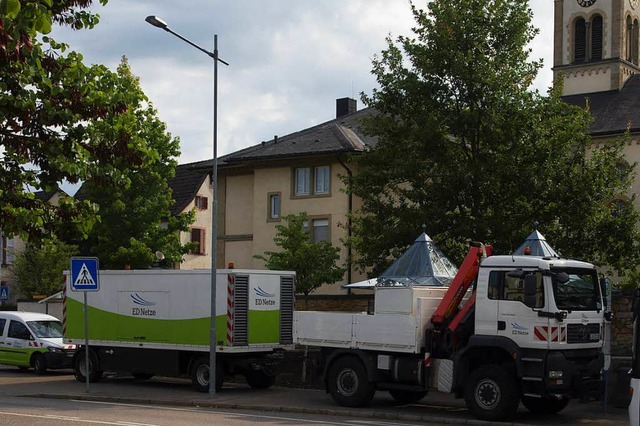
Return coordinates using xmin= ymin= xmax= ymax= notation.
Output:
xmin=599 ymin=277 xmax=610 ymax=309
xmin=523 ymin=275 xmax=537 ymax=308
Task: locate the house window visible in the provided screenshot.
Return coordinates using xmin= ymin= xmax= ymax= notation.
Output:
xmin=191 ymin=228 xmax=206 ymax=255
xmin=268 ymin=193 xmax=281 ymax=221
xmin=1 ymin=235 xmax=14 ymax=266
xmin=314 ymin=166 xmax=330 ymax=194
xmin=295 ymin=168 xmax=310 ymax=196
xmin=303 ymin=218 xmax=330 ymax=243
xmin=194 ymin=195 xmax=208 ymax=210
xmin=294 ymin=165 xmax=330 ymax=196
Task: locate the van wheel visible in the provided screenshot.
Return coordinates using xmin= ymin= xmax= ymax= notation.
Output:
xmin=245 ymin=370 xmax=275 ymax=389
xmin=74 ymin=350 xmax=103 ymax=383
xmin=521 ymin=395 xmax=570 ymax=414
xmin=33 ymin=353 xmax=47 ymax=375
xmin=190 ymin=356 xmax=223 ymax=392
xmin=327 ymin=356 xmax=375 ymax=407
xmin=464 ymin=365 xmax=520 ymax=421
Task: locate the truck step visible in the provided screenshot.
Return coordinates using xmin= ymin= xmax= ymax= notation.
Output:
xmin=522 ymin=393 xmax=542 ymax=398
xmin=521 ymin=357 xmax=543 ymax=362
xmin=522 ymin=376 xmax=543 ymax=382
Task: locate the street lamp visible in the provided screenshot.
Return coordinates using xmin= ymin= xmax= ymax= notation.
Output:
xmin=146 ymin=15 xmax=228 ymax=396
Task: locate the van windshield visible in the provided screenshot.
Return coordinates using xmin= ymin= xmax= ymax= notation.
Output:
xmin=27 ymin=320 xmax=63 ymax=338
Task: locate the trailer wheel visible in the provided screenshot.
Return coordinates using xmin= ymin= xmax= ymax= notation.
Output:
xmin=388 ymin=389 xmax=427 ymax=404
xmin=33 ymin=353 xmax=47 ymax=375
xmin=464 ymin=365 xmax=520 ymax=421
xmin=521 ymin=395 xmax=569 ymax=415
xmin=327 ymin=356 xmax=375 ymax=407
xmin=245 ymin=370 xmax=275 ymax=389
xmin=190 ymin=356 xmax=223 ymax=392
xmin=73 ymin=349 xmax=103 ymax=383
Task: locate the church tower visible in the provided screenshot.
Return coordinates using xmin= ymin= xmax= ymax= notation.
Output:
xmin=553 ymin=0 xmax=640 ymax=96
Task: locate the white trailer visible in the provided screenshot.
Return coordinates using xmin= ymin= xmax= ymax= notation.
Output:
xmin=64 ymin=269 xmax=295 ymax=391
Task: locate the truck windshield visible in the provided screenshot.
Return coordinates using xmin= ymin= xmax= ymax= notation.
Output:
xmin=551 ymin=268 xmax=600 ymax=311
xmin=27 ymin=320 xmax=63 ymax=338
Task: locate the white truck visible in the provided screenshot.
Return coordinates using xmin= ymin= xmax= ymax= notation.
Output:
xmin=63 ymin=269 xmax=295 ymax=391
xmin=295 ymin=240 xmax=607 ymax=421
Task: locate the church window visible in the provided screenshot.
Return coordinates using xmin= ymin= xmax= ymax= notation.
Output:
xmin=574 ymin=18 xmax=587 ymax=63
xmin=633 ymin=19 xmax=640 ymax=65
xmin=591 ymin=15 xmax=603 ymax=61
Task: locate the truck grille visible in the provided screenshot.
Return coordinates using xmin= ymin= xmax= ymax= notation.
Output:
xmin=280 ymin=275 xmax=295 ymax=344
xmin=566 ymin=323 xmax=600 ymax=344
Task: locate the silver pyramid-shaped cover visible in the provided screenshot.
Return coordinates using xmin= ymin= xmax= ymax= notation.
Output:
xmin=378 ymin=232 xmax=458 ymax=287
xmin=513 ymin=230 xmax=559 ymax=257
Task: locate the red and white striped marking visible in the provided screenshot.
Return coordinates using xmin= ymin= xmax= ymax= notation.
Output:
xmin=62 ymin=277 xmax=67 ymax=337
xmin=534 ymin=326 xmax=566 ymax=342
xmin=226 ymin=274 xmax=235 ymax=345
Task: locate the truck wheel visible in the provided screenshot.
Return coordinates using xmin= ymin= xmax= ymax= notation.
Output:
xmin=190 ymin=356 xmax=223 ymax=392
xmin=74 ymin=350 xmax=103 ymax=383
xmin=464 ymin=365 xmax=520 ymax=421
xmin=245 ymin=370 xmax=275 ymax=389
xmin=388 ymin=389 xmax=427 ymax=404
xmin=327 ymin=356 xmax=375 ymax=407
xmin=33 ymin=353 xmax=47 ymax=375
xmin=521 ymin=395 xmax=569 ymax=415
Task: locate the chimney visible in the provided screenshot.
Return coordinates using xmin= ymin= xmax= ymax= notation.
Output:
xmin=336 ymin=97 xmax=357 ymax=118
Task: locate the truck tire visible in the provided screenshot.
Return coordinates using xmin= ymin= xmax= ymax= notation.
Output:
xmin=464 ymin=365 xmax=520 ymax=421
xmin=521 ymin=395 xmax=569 ymax=415
xmin=190 ymin=356 xmax=223 ymax=393
xmin=327 ymin=356 xmax=375 ymax=407
xmin=73 ymin=350 xmax=103 ymax=383
xmin=245 ymin=370 xmax=276 ymax=389
xmin=388 ymin=389 xmax=427 ymax=404
xmin=33 ymin=353 xmax=47 ymax=375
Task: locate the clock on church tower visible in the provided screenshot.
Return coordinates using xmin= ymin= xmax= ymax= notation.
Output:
xmin=577 ymin=0 xmax=597 ymax=6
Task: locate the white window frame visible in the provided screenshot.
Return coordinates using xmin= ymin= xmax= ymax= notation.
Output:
xmin=295 ymin=168 xmax=311 ymax=196
xmin=314 ymin=166 xmax=330 ymax=194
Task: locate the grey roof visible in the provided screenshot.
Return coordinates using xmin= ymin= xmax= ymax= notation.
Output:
xmin=562 ymin=74 xmax=640 ymax=136
xmin=34 ymin=188 xmax=64 ymax=202
xmin=378 ymin=231 xmax=458 ymax=287
xmin=513 ymin=230 xmax=559 ymax=258
xmin=167 ymin=163 xmax=209 ymax=215
xmin=193 ymin=107 xmax=377 ymax=171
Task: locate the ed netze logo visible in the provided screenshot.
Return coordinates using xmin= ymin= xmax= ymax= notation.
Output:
xmin=511 ymin=322 xmax=529 ymax=336
xmin=254 ymin=286 xmax=276 ymax=306
xmin=131 ymin=293 xmax=157 ymax=316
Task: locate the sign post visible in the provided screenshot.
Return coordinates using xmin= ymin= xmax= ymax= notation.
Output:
xmin=0 ymin=286 xmax=8 ymax=303
xmin=70 ymin=257 xmax=99 ymax=393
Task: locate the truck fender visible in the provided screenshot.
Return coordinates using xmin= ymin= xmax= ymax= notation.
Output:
xmin=454 ymin=335 xmax=523 ymax=391
xmin=322 ymin=349 xmax=378 ymax=389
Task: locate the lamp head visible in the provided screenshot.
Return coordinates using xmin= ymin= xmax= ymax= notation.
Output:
xmin=145 ymin=15 xmax=168 ymax=30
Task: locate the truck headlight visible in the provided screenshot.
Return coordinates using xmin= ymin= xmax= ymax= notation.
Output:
xmin=549 ymin=370 xmax=564 ymax=378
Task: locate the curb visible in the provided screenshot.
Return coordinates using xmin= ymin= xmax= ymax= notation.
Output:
xmin=26 ymin=393 xmax=536 ymax=426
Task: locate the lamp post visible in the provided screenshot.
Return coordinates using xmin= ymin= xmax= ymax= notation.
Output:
xmin=146 ymin=15 xmax=228 ymax=395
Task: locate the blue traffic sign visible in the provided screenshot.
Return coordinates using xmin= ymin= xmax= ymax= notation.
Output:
xmin=0 ymin=286 xmax=8 ymax=301
xmin=70 ymin=257 xmax=100 ymax=292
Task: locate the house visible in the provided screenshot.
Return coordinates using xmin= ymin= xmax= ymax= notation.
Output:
xmin=188 ymin=98 xmax=376 ymax=294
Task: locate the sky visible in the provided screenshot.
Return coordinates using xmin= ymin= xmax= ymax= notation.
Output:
xmin=51 ymin=0 xmax=555 ymax=168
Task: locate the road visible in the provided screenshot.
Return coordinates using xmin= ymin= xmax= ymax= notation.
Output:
xmin=0 ymin=396 xmax=428 ymax=426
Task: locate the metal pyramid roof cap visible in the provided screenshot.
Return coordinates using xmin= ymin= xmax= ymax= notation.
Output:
xmin=379 ymin=231 xmax=458 ymax=287
xmin=513 ymin=229 xmax=559 ymax=257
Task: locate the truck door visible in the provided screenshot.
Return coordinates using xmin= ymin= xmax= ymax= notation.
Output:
xmin=493 ymin=271 xmax=549 ymax=350
xmin=5 ymin=320 xmax=34 ymax=366
xmin=0 ymin=318 xmax=6 ymax=364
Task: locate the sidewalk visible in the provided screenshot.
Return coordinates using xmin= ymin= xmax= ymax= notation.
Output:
xmin=0 ymin=368 xmax=630 ymax=426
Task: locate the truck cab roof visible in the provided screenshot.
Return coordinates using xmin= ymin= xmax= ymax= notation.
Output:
xmin=480 ymin=255 xmax=595 ymax=271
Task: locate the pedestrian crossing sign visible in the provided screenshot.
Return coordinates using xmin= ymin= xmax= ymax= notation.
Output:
xmin=0 ymin=286 xmax=8 ymax=301
xmin=70 ymin=257 xmax=100 ymax=292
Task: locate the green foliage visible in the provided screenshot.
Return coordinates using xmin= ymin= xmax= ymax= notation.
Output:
xmin=255 ymin=213 xmax=346 ymax=296
xmin=0 ymin=0 xmax=162 ymax=243
xmin=68 ymin=59 xmax=195 ymax=270
xmin=9 ymin=239 xmax=78 ymax=299
xmin=348 ymin=0 xmax=640 ymax=275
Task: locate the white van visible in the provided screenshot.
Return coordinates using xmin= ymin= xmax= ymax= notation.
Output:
xmin=0 ymin=311 xmax=75 ymax=374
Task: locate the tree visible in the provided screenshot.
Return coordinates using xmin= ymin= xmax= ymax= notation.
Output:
xmin=0 ymin=0 xmax=157 ymax=243
xmin=9 ymin=239 xmax=78 ymax=299
xmin=255 ymin=213 xmax=345 ymax=298
xmin=347 ymin=0 xmax=640 ymax=276
xmin=70 ymin=58 xmax=195 ymax=269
